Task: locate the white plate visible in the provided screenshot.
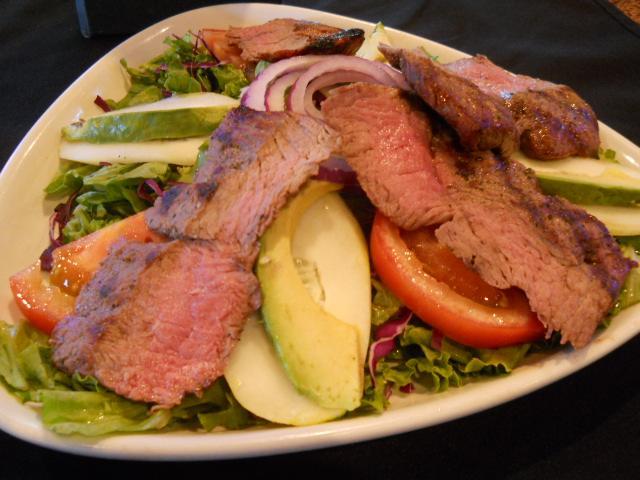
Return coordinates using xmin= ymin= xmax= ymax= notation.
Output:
xmin=1 ymin=2 xmax=639 ymax=461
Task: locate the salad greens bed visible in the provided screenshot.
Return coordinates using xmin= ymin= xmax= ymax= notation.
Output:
xmin=2 ymin=32 xmax=640 ymax=436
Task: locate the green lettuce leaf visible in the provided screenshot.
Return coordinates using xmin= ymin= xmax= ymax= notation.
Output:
xmin=357 ymin=322 xmax=536 ymax=415
xmin=105 ymin=33 xmax=246 ymax=110
xmin=0 ymin=321 xmax=255 ymax=436
xmin=211 ymin=65 xmax=248 ymax=98
xmin=609 ymin=245 xmax=640 ymax=317
xmin=44 ymin=162 xmax=100 ymax=197
xmin=44 ymin=161 xmax=186 ymax=242
xmin=370 ymin=279 xmax=402 ymax=326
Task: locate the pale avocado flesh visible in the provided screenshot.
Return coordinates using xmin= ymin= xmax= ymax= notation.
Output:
xmin=517 ymin=154 xmax=640 ymax=207
xmin=537 ymin=177 xmax=640 ymax=207
xmin=257 ymin=181 xmax=364 ymax=411
xmin=62 ymin=106 xmax=232 ymax=143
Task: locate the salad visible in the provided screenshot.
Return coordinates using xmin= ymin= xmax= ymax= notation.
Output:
xmin=2 ymin=17 xmax=640 ymax=440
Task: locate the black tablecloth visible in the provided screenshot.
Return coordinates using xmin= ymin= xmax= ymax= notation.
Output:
xmin=1 ymin=1 xmax=639 ymax=478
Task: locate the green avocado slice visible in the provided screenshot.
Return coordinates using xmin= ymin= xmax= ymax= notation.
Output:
xmin=516 ymin=154 xmax=640 ymax=207
xmin=536 ymin=177 xmax=640 ymax=207
xmin=62 ymin=106 xmax=233 ymax=144
xmin=257 ymin=181 xmax=364 ymax=411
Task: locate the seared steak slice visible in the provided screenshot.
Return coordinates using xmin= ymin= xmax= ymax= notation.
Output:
xmin=54 ymin=108 xmax=336 ymax=406
xmin=380 ymin=45 xmax=518 ymax=156
xmin=146 ymin=107 xmax=337 ymax=262
xmin=52 ymin=240 xmax=260 ymax=407
xmin=509 ymin=86 xmax=600 ymax=160
xmin=431 ymin=139 xmax=633 ymax=346
xmin=322 ymin=83 xmax=448 ymax=230
xmin=226 ymin=18 xmax=365 ymax=63
xmin=323 ymin=82 xmax=630 ymax=346
xmin=445 ymin=55 xmax=600 ymax=160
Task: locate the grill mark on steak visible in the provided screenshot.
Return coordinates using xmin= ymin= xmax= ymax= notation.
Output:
xmin=225 ymin=18 xmax=364 ymax=63
xmin=380 ymin=45 xmax=518 ymax=157
xmin=323 ymin=82 xmax=632 ymax=347
xmin=53 ymin=107 xmax=337 ymax=406
xmin=431 ymin=138 xmax=633 ymax=347
xmin=445 ymin=55 xmax=600 ymax=160
xmin=382 ymin=47 xmax=600 ymax=161
xmin=508 ymin=86 xmax=600 ymax=160
xmin=147 ymin=107 xmax=337 ymax=263
xmin=52 ymin=240 xmax=260 ymax=407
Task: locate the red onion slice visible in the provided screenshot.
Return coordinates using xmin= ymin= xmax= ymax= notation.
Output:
xmin=303 ymin=70 xmax=380 ymax=119
xmin=265 ymin=71 xmax=302 ymax=112
xmin=241 ymin=55 xmax=326 ymax=111
xmin=315 ymin=166 xmax=358 ymax=185
xmin=367 ymin=309 xmax=413 ymax=386
xmin=288 ymin=55 xmax=409 ymax=116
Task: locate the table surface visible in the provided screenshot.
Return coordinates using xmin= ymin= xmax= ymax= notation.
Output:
xmin=1 ymin=1 xmax=639 ymax=478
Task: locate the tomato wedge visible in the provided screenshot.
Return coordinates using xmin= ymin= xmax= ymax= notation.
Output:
xmin=370 ymin=212 xmax=545 ymax=348
xmin=50 ymin=211 xmax=162 ymax=296
xmin=9 ymin=212 xmax=163 ymax=333
xmin=9 ymin=262 xmax=75 ymax=335
xmin=201 ymin=29 xmax=246 ymax=68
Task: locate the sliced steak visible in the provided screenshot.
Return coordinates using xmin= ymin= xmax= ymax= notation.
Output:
xmin=53 ymin=108 xmax=336 ymax=406
xmin=323 ymin=81 xmax=631 ymax=347
xmin=146 ymin=107 xmax=337 ymax=262
xmin=321 ymin=83 xmax=449 ymax=230
xmin=444 ymin=55 xmax=600 ymax=160
xmin=380 ymin=45 xmax=518 ymax=156
xmin=52 ymin=240 xmax=260 ymax=407
xmin=431 ymin=138 xmax=632 ymax=346
xmin=226 ymin=18 xmax=365 ymax=63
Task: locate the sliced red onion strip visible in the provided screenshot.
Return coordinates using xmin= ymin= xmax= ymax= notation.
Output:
xmin=431 ymin=329 xmax=444 ymax=351
xmin=40 ymin=191 xmax=79 ymax=271
xmin=241 ymin=55 xmax=326 ymax=111
xmin=399 ymin=383 xmax=415 ymax=394
xmin=289 ymin=55 xmax=408 ymax=116
xmin=137 ymin=179 xmax=165 ymax=203
xmin=265 ymin=71 xmax=303 ymax=112
xmin=303 ymin=70 xmax=380 ymax=119
xmin=315 ymin=166 xmax=358 ymax=185
xmin=367 ymin=309 xmax=413 ymax=386
xmin=321 ymin=155 xmax=352 ymax=171
xmin=94 ymin=95 xmax=112 ymax=112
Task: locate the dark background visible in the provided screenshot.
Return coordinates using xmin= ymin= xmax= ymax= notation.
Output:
xmin=1 ymin=1 xmax=639 ymax=478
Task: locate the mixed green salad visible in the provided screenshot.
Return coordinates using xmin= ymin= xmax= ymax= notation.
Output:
xmin=2 ymin=28 xmax=640 ymax=437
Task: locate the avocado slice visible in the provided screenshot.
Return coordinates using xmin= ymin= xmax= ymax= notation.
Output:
xmin=226 ymin=190 xmax=371 ymax=424
xmin=257 ymin=181 xmax=364 ymax=411
xmin=516 ymin=153 xmax=640 ymax=207
xmin=59 ymin=136 xmax=208 ymax=165
xmin=581 ymin=204 xmax=640 ymax=236
xmin=62 ymin=93 xmax=238 ymax=143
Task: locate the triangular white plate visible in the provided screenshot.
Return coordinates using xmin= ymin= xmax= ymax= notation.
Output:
xmin=0 ymin=2 xmax=639 ymax=460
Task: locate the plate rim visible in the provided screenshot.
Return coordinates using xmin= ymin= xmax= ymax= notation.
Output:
xmin=0 ymin=2 xmax=639 ymax=461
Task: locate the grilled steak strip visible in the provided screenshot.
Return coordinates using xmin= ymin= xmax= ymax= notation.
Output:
xmin=445 ymin=55 xmax=600 ymax=160
xmin=431 ymin=136 xmax=632 ymax=346
xmin=321 ymin=83 xmax=449 ymax=230
xmin=53 ymin=108 xmax=337 ymax=406
xmin=226 ymin=18 xmax=365 ymax=63
xmin=323 ymin=82 xmax=632 ymax=347
xmin=147 ymin=107 xmax=338 ymax=263
xmin=52 ymin=240 xmax=260 ymax=407
xmin=380 ymin=45 xmax=518 ymax=157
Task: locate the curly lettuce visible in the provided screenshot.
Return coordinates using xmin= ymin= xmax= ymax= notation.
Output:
xmin=0 ymin=321 xmax=256 ymax=436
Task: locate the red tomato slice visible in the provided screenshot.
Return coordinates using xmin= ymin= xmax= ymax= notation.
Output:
xmin=10 ymin=262 xmax=75 ymax=334
xmin=201 ymin=29 xmax=246 ymax=68
xmin=10 ymin=212 xmax=164 ymax=333
xmin=50 ymin=211 xmax=162 ymax=296
xmin=370 ymin=212 xmax=545 ymax=348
